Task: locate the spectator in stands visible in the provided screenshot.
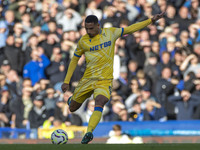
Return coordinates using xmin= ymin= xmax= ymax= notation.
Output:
xmin=118 ymin=108 xmax=129 ymax=121
xmin=56 ymin=8 xmax=82 ymax=32
xmin=144 ymin=52 xmax=159 ymax=89
xmin=155 ymin=67 xmax=178 ymax=119
xmin=168 ymin=90 xmax=200 ymax=120
xmin=128 ymin=100 xmax=144 ymax=121
xmin=13 ymin=23 xmax=25 ymax=41
xmin=56 ymin=24 xmax=63 ymax=39
xmin=8 ymin=1 xmax=25 ymax=21
xmin=115 ymin=37 xmax=129 ymax=66
xmin=179 ymin=30 xmax=191 ymax=52
xmin=28 ymin=94 xmax=51 ymax=138
xmin=0 ymin=60 xmax=11 ymax=76
xmin=143 ymin=99 xmax=167 ymax=121
xmin=37 ymin=79 xmax=50 ymax=97
xmin=171 ymin=23 xmax=181 ymax=41
xmin=177 ymin=6 xmax=194 ymax=31
xmin=24 ymin=34 xmax=39 ymax=63
xmin=171 ymin=58 xmax=182 ymax=80
xmin=140 ymin=3 xmax=153 ymax=21
xmin=12 ymin=38 xmax=24 ymax=74
xmin=28 ymin=95 xmax=50 ymax=129
xmin=148 ymin=24 xmax=159 ymax=41
xmin=4 ymin=35 xmax=23 ymax=75
xmin=157 ymin=51 xmax=176 ymax=76
xmin=41 ymin=33 xmax=60 ymax=59
xmin=60 ymin=39 xmax=75 ymax=61
xmin=180 ymin=53 xmax=200 ymax=78
xmin=127 ymin=60 xmax=138 ymax=82
xmin=47 ymin=20 xmax=58 ymax=34
xmin=165 ymin=5 xmax=177 ymax=26
xmin=85 ymin=0 xmax=102 ymax=20
xmin=114 ymin=0 xmax=129 ymax=25
xmin=125 ymin=77 xmax=140 ymax=107
xmin=3 ymin=34 xmax=14 ymax=65
xmin=136 ymin=70 xmax=151 ymax=91
xmin=152 ymin=0 xmax=167 ymax=15
xmin=118 ymin=19 xmax=133 ymax=57
xmin=16 ymin=78 xmax=32 ymax=97
xmin=188 ymin=23 xmax=200 ymax=45
xmin=183 ymin=72 xmax=196 ymax=93
xmin=126 ymin=0 xmax=139 ymax=23
xmin=100 ymin=5 xmax=119 ymax=27
xmin=165 ymin=36 xmax=177 ymax=59
xmin=44 ymin=86 xmax=56 ymax=116
xmin=2 ymin=10 xmax=15 ymax=35
xmin=10 ymin=86 xmax=33 ymax=129
xmin=151 ymin=41 xmax=160 ymax=58
xmin=128 ymin=37 xmax=146 ymax=68
xmin=184 ymin=0 xmax=200 ymax=20
xmin=21 ymin=13 xmax=33 ymax=42
xmin=140 ymin=86 xmax=157 ymax=109
xmin=107 ymin=124 xmax=132 ymax=144
xmin=46 ymin=47 xmax=67 ymax=85
xmin=23 ymin=48 xmax=50 ymax=85
xmin=6 ymin=69 xmax=23 ymax=98
xmin=39 ymin=12 xmax=51 ymax=32
xmin=104 ymin=100 xmax=126 ymax=121
xmin=0 ymin=85 xmax=12 ymax=127
xmin=115 ymin=66 xmax=129 ymax=99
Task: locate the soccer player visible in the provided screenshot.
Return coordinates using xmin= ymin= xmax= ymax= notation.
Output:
xmin=61 ymin=12 xmax=165 ymax=144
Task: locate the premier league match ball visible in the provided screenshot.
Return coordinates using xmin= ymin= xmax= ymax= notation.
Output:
xmin=51 ymin=129 xmax=68 ymax=144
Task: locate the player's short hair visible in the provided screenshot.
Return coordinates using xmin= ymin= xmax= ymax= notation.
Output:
xmin=85 ymin=15 xmax=99 ymax=24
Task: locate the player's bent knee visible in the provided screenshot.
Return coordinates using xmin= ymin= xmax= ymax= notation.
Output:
xmin=69 ymin=104 xmax=78 ymax=112
xmin=69 ymin=106 xmax=78 ymax=112
xmin=95 ymin=95 xmax=109 ymax=106
xmin=69 ymin=100 xmax=82 ymax=112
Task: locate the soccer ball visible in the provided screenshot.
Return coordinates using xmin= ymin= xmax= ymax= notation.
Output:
xmin=51 ymin=129 xmax=68 ymax=144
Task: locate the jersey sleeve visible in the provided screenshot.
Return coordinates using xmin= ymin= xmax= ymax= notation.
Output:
xmin=123 ymin=18 xmax=152 ymax=35
xmin=109 ymin=27 xmax=124 ymax=39
xmin=74 ymin=40 xmax=84 ymax=57
xmin=63 ymin=55 xmax=79 ymax=84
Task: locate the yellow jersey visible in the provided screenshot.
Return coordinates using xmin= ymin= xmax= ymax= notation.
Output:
xmin=64 ymin=18 xmax=152 ymax=84
xmin=74 ymin=27 xmax=123 ymax=79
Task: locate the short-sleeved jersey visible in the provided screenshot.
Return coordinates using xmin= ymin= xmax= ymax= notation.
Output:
xmin=74 ymin=27 xmax=123 ymax=80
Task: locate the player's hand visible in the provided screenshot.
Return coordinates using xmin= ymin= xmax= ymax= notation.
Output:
xmin=61 ymin=83 xmax=69 ymax=93
xmin=151 ymin=11 xmax=166 ymax=23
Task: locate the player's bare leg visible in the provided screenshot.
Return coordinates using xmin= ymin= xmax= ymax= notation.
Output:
xmin=81 ymin=95 xmax=109 ymax=144
xmin=67 ymin=96 xmax=82 ymax=112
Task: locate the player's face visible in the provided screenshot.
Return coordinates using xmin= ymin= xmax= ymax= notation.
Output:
xmin=85 ymin=22 xmax=100 ymax=38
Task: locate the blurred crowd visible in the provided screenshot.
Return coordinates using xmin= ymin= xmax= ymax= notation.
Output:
xmin=0 ymin=0 xmax=200 ymax=135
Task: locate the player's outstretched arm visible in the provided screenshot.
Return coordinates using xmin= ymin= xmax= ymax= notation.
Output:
xmin=123 ymin=11 xmax=165 ymax=35
xmin=61 ymin=55 xmax=80 ymax=93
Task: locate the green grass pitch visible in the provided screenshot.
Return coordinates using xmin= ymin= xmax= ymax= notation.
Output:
xmin=0 ymin=144 xmax=200 ymax=150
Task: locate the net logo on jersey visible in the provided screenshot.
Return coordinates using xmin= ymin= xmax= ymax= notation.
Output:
xmin=90 ymin=41 xmax=111 ymax=51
